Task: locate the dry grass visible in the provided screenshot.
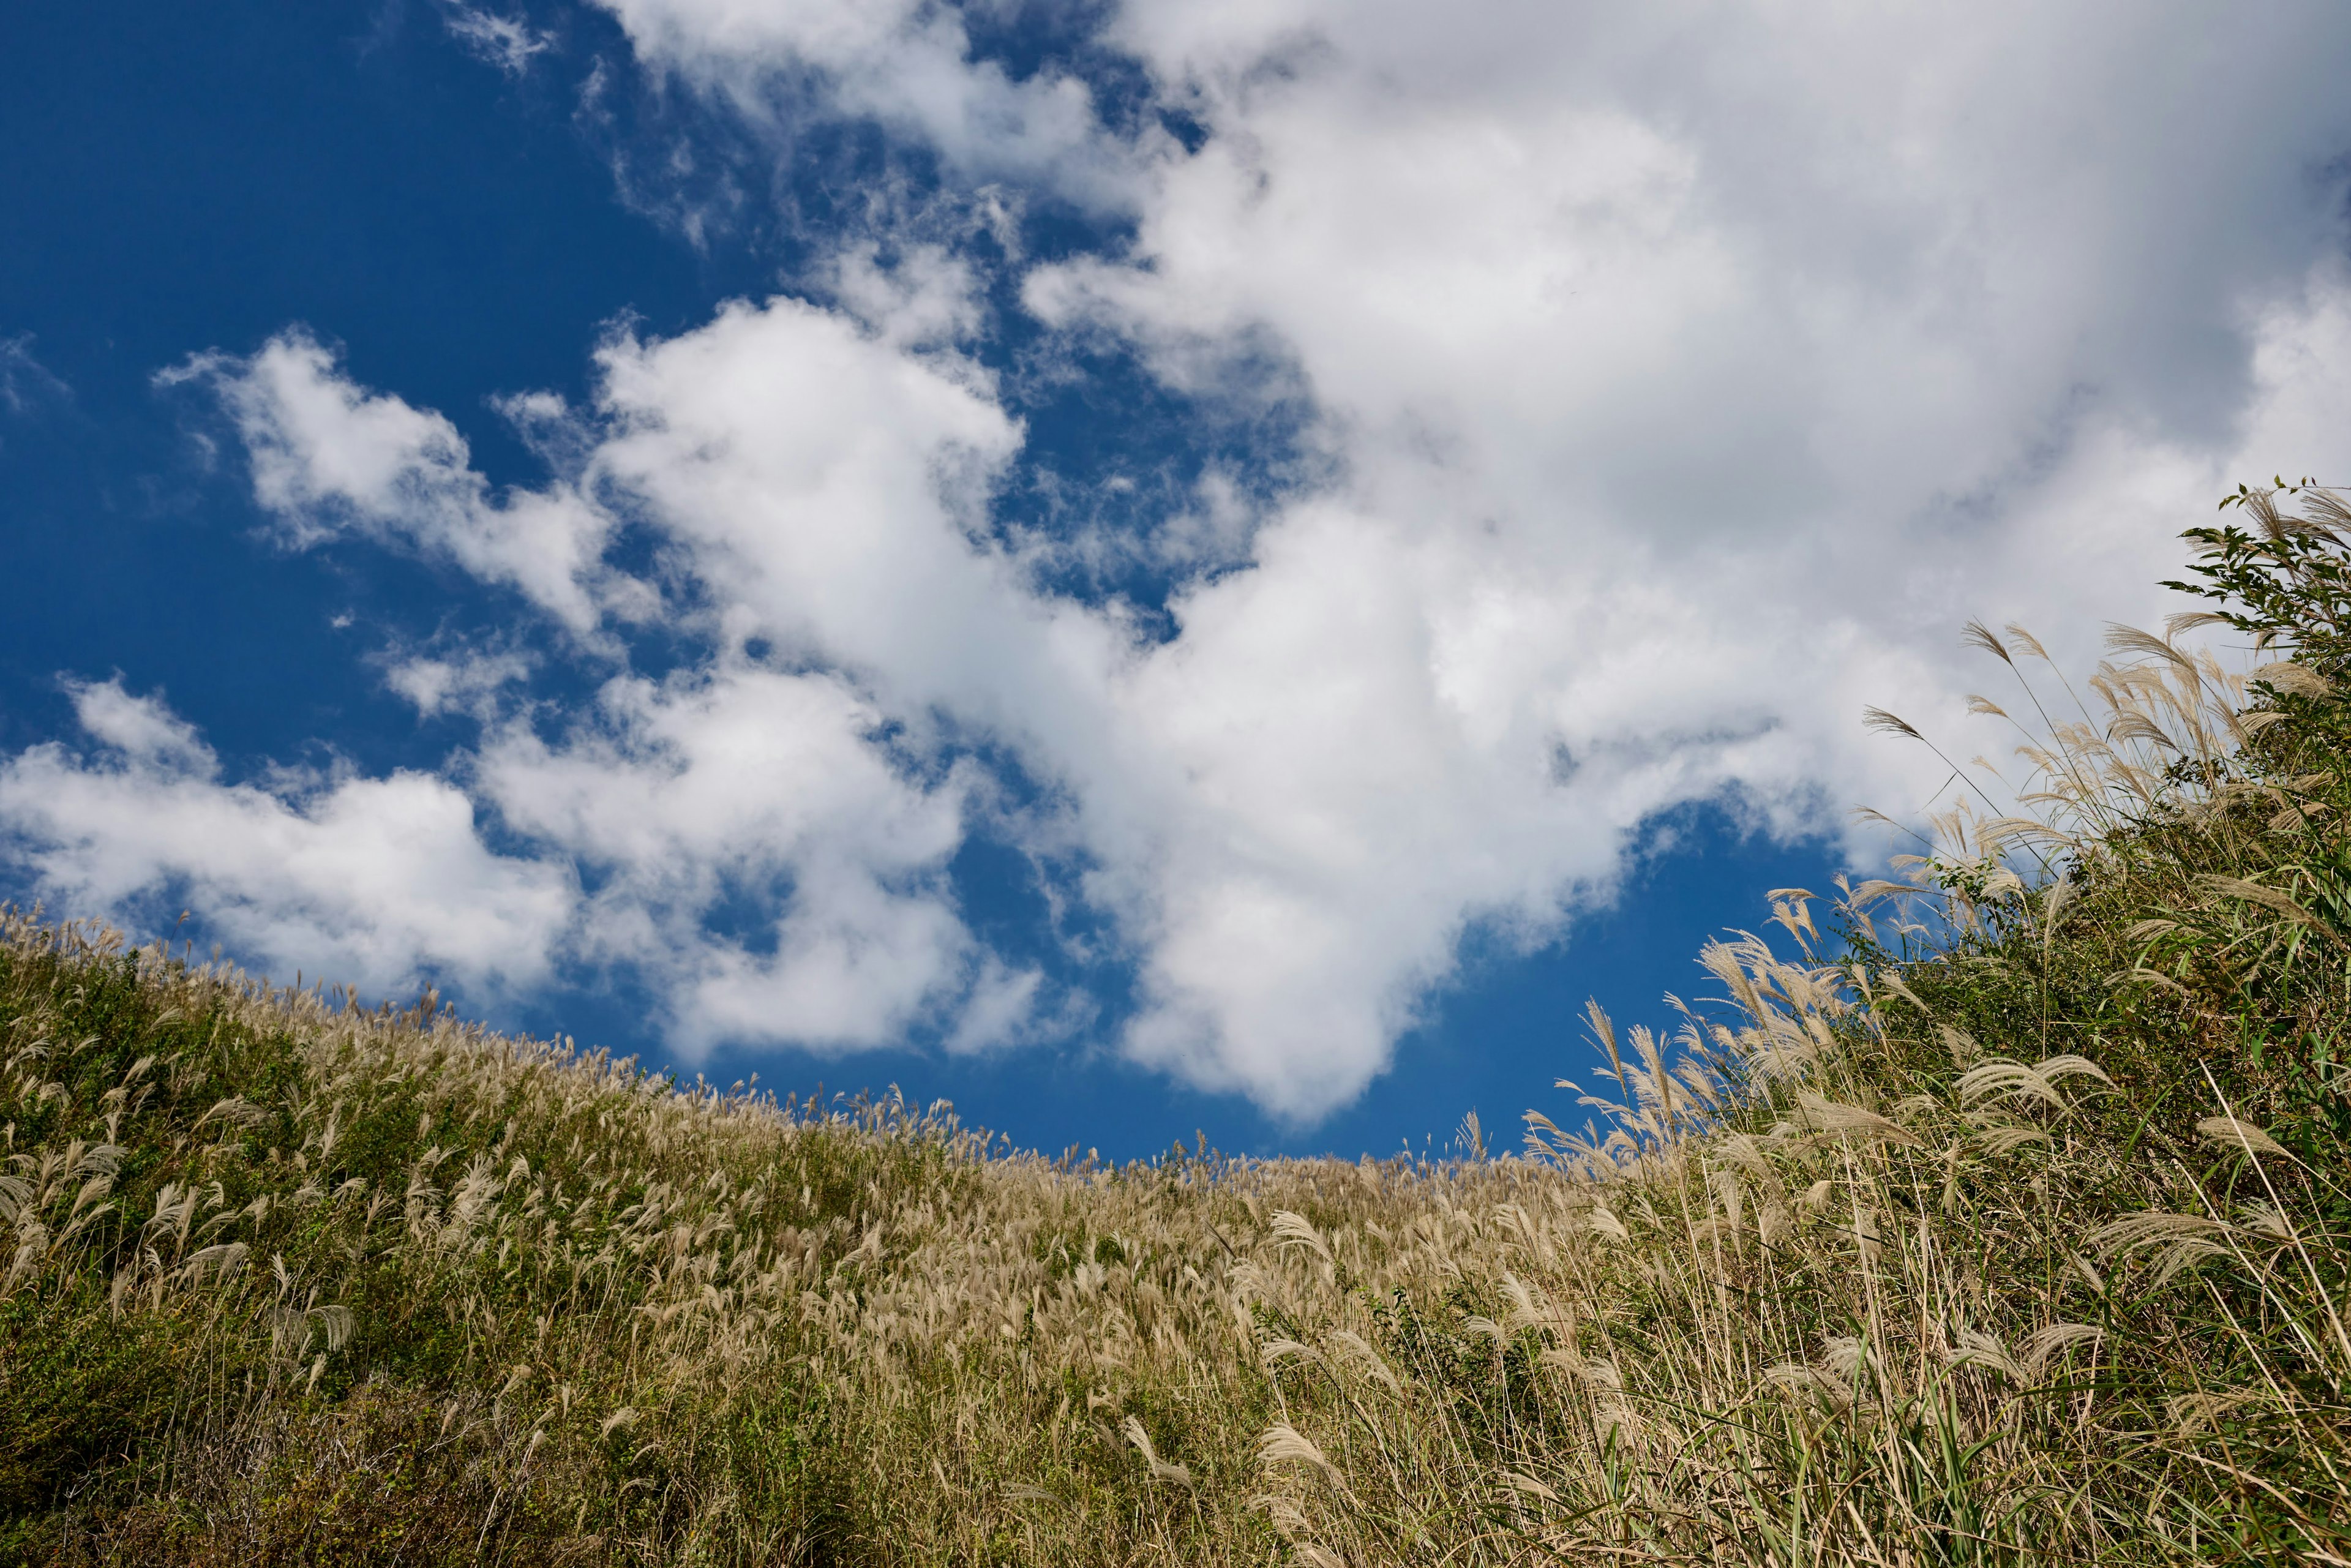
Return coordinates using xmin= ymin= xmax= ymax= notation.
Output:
xmin=2 ymin=490 xmax=2349 ymax=1564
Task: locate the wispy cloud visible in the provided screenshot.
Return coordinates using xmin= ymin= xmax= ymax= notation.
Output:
xmin=439 ymin=3 xmax=553 ymax=76
xmin=0 ymin=334 xmax=70 ymax=416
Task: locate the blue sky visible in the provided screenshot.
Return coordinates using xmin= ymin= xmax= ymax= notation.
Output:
xmin=4 ymin=1 xmax=2350 ymax=1160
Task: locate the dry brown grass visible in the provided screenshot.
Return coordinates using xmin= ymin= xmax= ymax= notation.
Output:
xmin=5 ymin=493 xmax=2350 ymax=1563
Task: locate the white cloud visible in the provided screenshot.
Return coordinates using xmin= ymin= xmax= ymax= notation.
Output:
xmin=162 ymin=331 xmax=640 ymax=635
xmin=1049 ymin=2 xmax=2351 ymax=535
xmin=64 ymin=676 xmax=218 ymax=775
xmin=1003 ymin=0 xmax=2351 ymax=1107
xmin=825 ymin=241 xmax=986 ymax=351
xmin=474 ymin=662 xmax=983 ymax=1051
xmin=0 ymin=662 xmax=1008 ymax=1052
xmin=154 ymin=253 xmax=2351 ymax=1117
xmin=19 ymin=4 xmax=2351 ymax=1120
xmin=383 ymin=648 xmax=537 ymax=719
xmin=0 ymin=333 xmax=70 ymax=416
xmin=440 ymin=4 xmax=555 ymax=75
xmin=589 ymin=0 xmax=1132 ymax=204
xmin=945 ymin=956 xmax=1049 ymax=1054
xmin=13 ymin=307 xmax=1037 ymax=1060
xmin=0 ymin=680 xmax=572 ymax=996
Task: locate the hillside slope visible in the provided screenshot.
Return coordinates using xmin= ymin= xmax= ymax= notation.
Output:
xmin=3 ymin=493 xmax=2348 ymax=1564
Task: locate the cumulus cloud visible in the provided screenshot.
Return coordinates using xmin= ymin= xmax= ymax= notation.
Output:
xmin=979 ymin=1 xmax=2351 ymax=1106
xmin=135 ymin=259 xmax=2351 ymax=1116
xmin=0 ymin=661 xmax=1007 ymax=1053
xmin=824 ymin=241 xmax=986 ymax=351
xmin=15 ymin=3 xmax=2351 ymax=1120
xmin=589 ymin=0 xmax=1131 ymax=203
xmin=9 ymin=307 xmax=1034 ymax=1060
xmin=474 ymin=663 xmax=985 ymax=1051
xmin=161 ymin=331 xmax=640 ymax=634
xmin=0 ymin=680 xmax=572 ymax=995
xmin=382 ymin=648 xmax=537 ymax=720
xmin=1046 ymin=2 xmax=2351 ymax=547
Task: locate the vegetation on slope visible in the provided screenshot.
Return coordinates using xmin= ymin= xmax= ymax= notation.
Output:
xmin=2 ymin=487 xmax=2349 ymax=1565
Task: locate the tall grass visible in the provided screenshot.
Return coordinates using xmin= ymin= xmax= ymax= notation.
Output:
xmin=2 ymin=489 xmax=2347 ymax=1564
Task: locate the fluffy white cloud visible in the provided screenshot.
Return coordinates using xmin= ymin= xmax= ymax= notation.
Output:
xmin=475 ymin=663 xmax=984 ymax=1051
xmin=16 ymin=2 xmax=2351 ymax=1120
xmin=1074 ymin=11 xmax=2294 ymax=1105
xmin=1011 ymin=0 xmax=2351 ymax=1106
xmin=10 ymin=309 xmax=1027 ymax=1060
xmin=1047 ymin=2 xmax=2351 ymax=560
xmin=591 ymin=0 xmax=1132 ymax=203
xmin=137 ymin=260 xmax=2351 ymax=1115
xmin=164 ymin=331 xmax=638 ymax=635
xmin=0 ymin=661 xmax=1000 ymax=1054
xmin=382 ymin=648 xmax=537 ymax=720
xmin=0 ymin=680 xmax=572 ymax=995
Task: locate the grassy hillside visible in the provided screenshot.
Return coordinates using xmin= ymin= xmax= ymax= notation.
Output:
xmin=3 ymin=489 xmax=2349 ymax=1565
